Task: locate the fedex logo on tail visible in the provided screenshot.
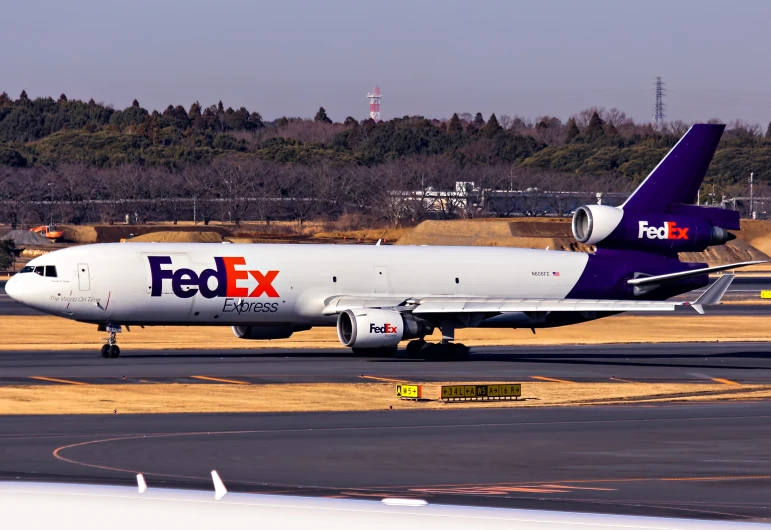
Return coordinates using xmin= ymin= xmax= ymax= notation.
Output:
xmin=638 ymin=221 xmax=689 ymax=240
xmin=148 ymin=256 xmax=279 ymax=299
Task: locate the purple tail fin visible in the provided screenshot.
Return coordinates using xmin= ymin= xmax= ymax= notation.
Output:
xmin=622 ymin=124 xmax=725 ymax=213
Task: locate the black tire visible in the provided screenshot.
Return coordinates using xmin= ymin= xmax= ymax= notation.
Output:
xmin=405 ymin=340 xmax=425 ymax=359
xmin=421 ymin=343 xmax=443 ymax=362
xmin=101 ymin=344 xmax=110 ymax=358
xmin=109 ymin=345 xmax=120 ymax=358
xmin=450 ymin=343 xmax=470 ymax=361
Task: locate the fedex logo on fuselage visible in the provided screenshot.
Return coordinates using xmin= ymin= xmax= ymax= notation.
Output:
xmin=148 ymin=256 xmax=279 ymax=299
xmin=370 ymin=323 xmax=398 ymax=334
xmin=637 ymin=221 xmax=689 ymax=240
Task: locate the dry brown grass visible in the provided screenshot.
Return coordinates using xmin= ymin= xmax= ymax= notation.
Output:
xmin=3 ymin=314 xmax=771 ymax=351
xmin=2 ymin=381 xmax=769 ymax=415
xmin=125 ymin=231 xmax=224 ymax=243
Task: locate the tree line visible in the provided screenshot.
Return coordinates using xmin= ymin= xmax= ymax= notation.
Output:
xmin=1 ymin=90 xmax=770 ymax=226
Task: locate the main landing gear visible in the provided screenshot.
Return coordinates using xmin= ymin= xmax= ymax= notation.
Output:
xmin=405 ymin=340 xmax=470 ymax=361
xmin=99 ymin=324 xmax=122 ymax=358
xmin=404 ymin=320 xmax=469 ymax=361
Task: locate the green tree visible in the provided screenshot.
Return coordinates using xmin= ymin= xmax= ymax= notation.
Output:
xmin=565 ymin=118 xmax=580 ymax=143
xmin=18 ymin=90 xmax=29 ymax=103
xmin=473 ymin=112 xmax=485 ymax=126
xmin=0 ymin=240 xmax=18 ymax=270
xmin=343 ymin=116 xmax=357 ymax=126
xmin=448 ymin=113 xmax=463 ymax=135
xmin=585 ymin=111 xmax=605 ymax=142
xmin=483 ymin=113 xmax=503 ymax=135
xmin=604 ymin=122 xmax=620 ymax=140
xmin=58 ymin=93 xmax=68 ymax=104
xmin=248 ymin=112 xmax=264 ymax=130
xmin=314 ymin=107 xmax=332 ymax=123
xmin=132 ymin=99 xmax=140 ymax=108
xmin=766 ymin=121 xmax=771 ymax=139
xmin=278 ymin=116 xmax=289 ymax=127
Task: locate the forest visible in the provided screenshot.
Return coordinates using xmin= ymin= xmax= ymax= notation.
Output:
xmin=1 ymin=90 xmax=770 ymax=227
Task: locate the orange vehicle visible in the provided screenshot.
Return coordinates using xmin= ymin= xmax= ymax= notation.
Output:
xmin=31 ymin=225 xmax=64 ymax=241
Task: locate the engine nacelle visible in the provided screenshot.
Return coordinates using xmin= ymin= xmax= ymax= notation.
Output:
xmin=232 ymin=325 xmax=298 ymax=340
xmin=572 ymin=205 xmax=733 ymax=253
xmin=336 ymin=309 xmax=432 ymax=348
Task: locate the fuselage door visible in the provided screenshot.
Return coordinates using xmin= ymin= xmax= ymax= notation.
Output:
xmin=77 ymin=263 xmax=90 ymax=291
xmin=373 ymin=266 xmax=389 ymax=294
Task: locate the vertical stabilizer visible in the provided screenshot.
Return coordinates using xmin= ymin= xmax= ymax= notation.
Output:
xmin=622 ymin=124 xmax=725 ymax=213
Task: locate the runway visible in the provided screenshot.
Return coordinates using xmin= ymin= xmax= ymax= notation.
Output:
xmin=3 ymin=280 xmax=771 ymax=521
xmin=3 ymin=342 xmax=771 ymax=385
xmin=1 ymin=404 xmax=770 ymax=520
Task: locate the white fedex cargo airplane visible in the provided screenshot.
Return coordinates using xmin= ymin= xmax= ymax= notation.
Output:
xmin=4 ymin=125 xmax=762 ymax=359
xmin=3 ymin=475 xmax=770 ymax=530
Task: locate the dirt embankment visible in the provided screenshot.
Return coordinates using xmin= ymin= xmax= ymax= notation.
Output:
xmin=396 ymin=218 xmax=771 ymax=267
xmin=125 ymin=231 xmax=224 ymax=243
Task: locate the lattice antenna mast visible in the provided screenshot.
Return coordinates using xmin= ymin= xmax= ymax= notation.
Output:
xmin=653 ymin=77 xmax=665 ymax=130
xmin=367 ymin=86 xmax=381 ymax=123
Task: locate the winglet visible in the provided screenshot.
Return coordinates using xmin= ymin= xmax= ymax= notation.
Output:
xmin=689 ymin=274 xmax=735 ymax=314
xmin=137 ymin=474 xmax=147 ymax=494
xmin=212 ymin=470 xmax=227 ymax=500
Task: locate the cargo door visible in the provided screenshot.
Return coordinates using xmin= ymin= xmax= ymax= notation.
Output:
xmin=373 ymin=266 xmax=389 ymax=294
xmin=77 ymin=263 xmax=90 ymax=291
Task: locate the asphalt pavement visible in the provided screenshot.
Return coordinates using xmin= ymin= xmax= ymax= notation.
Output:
xmin=2 ymin=342 xmax=771 ymax=385
xmin=1 ymin=404 xmax=770 ymax=520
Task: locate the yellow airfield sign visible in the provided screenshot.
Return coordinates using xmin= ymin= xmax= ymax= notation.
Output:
xmin=396 ymin=384 xmax=422 ymax=399
xmin=441 ymin=384 xmax=521 ymax=401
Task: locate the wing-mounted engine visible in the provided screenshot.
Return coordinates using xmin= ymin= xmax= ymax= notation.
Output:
xmin=572 ymin=204 xmax=737 ymax=254
xmin=232 ymin=325 xmax=309 ymax=340
xmin=336 ymin=308 xmax=433 ymax=348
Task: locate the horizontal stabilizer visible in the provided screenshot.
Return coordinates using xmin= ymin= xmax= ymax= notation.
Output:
xmin=689 ymin=274 xmax=735 ymax=315
xmin=627 ymin=261 xmax=765 ymax=287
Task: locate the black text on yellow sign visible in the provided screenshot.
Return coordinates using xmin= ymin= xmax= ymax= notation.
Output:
xmin=441 ymin=384 xmax=521 ymax=401
xmin=761 ymin=290 xmax=771 ymax=299
xmin=396 ymin=384 xmax=422 ymax=399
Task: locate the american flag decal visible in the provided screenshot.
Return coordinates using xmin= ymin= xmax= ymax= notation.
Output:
xmin=553 ymin=271 xmax=560 ymax=276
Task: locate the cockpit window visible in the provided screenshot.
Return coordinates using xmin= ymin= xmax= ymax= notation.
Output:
xmin=20 ymin=266 xmax=34 ymax=273
xmin=45 ymin=266 xmax=57 ymax=278
xmin=34 ymin=266 xmax=44 ymax=276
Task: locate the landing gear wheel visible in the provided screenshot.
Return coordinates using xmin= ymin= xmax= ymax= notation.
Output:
xmin=449 ymin=343 xmax=470 ymax=361
xmin=101 ymin=344 xmax=110 ymax=358
xmin=109 ymin=345 xmax=121 ymax=358
xmin=405 ymin=339 xmax=426 ymax=359
xmin=419 ymin=342 xmax=469 ymax=361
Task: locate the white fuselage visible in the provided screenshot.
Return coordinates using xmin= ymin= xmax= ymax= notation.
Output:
xmin=8 ymin=243 xmax=589 ymax=326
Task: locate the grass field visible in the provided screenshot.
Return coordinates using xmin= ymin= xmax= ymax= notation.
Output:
xmin=3 ymin=314 xmax=771 ymax=351
xmin=2 ymin=381 xmax=770 ymax=415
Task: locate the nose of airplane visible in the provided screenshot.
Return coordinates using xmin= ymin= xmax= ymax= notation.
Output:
xmin=5 ymin=274 xmax=22 ymax=302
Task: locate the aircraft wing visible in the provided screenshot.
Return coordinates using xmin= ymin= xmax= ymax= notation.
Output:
xmin=323 ymin=274 xmax=734 ymax=316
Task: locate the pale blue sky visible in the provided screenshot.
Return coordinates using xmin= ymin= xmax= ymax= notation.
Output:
xmin=3 ymin=0 xmax=770 ymax=125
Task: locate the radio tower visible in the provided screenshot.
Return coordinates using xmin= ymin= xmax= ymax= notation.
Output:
xmin=653 ymin=76 xmax=665 ymax=130
xmin=367 ymin=86 xmax=381 ymax=123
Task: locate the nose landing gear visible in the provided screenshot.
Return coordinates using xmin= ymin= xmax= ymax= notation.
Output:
xmin=99 ymin=324 xmax=122 ymax=358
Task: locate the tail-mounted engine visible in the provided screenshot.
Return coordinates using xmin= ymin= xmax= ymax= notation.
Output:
xmin=572 ymin=204 xmax=737 ymax=254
